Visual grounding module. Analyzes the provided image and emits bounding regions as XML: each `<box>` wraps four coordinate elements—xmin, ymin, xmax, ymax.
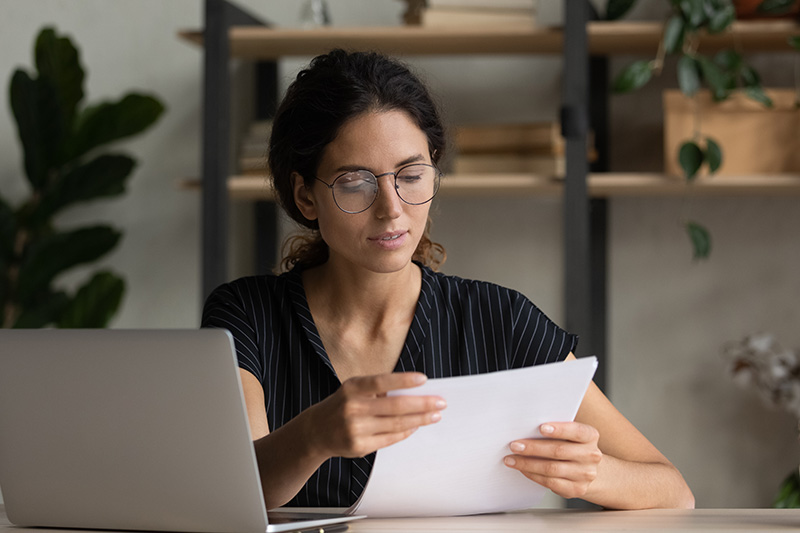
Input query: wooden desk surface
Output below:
<box><xmin>2</xmin><ymin>505</ymin><xmax>800</xmax><ymax>532</ymax></box>
<box><xmin>350</xmin><ymin>508</ymin><xmax>800</xmax><ymax>531</ymax></box>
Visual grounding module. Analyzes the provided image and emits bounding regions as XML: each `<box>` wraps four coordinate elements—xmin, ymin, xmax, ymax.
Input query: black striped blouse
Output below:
<box><xmin>201</xmin><ymin>263</ymin><xmax>578</xmax><ymax>507</ymax></box>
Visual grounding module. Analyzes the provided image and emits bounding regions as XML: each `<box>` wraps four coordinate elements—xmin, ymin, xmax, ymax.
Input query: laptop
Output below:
<box><xmin>0</xmin><ymin>329</ymin><xmax>363</xmax><ymax>533</ymax></box>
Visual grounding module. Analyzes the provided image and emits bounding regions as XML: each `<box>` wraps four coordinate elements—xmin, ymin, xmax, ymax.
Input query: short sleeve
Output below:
<box><xmin>509</xmin><ymin>292</ymin><xmax>578</xmax><ymax>367</ymax></box>
<box><xmin>201</xmin><ymin>282</ymin><xmax>264</xmax><ymax>383</ymax></box>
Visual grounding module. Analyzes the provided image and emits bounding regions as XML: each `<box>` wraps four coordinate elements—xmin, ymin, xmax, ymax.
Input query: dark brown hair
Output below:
<box><xmin>268</xmin><ymin>49</ymin><xmax>447</xmax><ymax>272</ymax></box>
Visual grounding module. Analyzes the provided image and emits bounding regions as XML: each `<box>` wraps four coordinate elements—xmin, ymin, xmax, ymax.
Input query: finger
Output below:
<box><xmin>370</xmin><ymin>411</ymin><xmax>443</xmax><ymax>435</ymax></box>
<box><xmin>509</xmin><ymin>439</ymin><xmax>602</xmax><ymax>464</ymax></box>
<box><xmin>503</xmin><ymin>455</ymin><xmax>598</xmax><ymax>483</ymax></box>
<box><xmin>369</xmin><ymin>395</ymin><xmax>447</xmax><ymax>416</ymax></box>
<box><xmin>362</xmin><ymin>427</ymin><xmax>420</xmax><ymax>454</ymax></box>
<box><xmin>345</xmin><ymin>372</ymin><xmax>428</xmax><ymax>396</ymax></box>
<box><xmin>516</xmin><ymin>472</ymin><xmax>592</xmax><ymax>500</ymax></box>
<box><xmin>538</xmin><ymin>422</ymin><xmax>599</xmax><ymax>444</ymax></box>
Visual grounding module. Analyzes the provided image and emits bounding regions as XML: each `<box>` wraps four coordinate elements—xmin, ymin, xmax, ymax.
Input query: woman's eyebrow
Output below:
<box><xmin>334</xmin><ymin>154</ymin><xmax>426</xmax><ymax>174</ymax></box>
<box><xmin>396</xmin><ymin>153</ymin><xmax>425</xmax><ymax>167</ymax></box>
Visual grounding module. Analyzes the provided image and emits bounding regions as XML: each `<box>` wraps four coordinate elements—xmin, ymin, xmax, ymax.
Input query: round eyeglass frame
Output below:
<box><xmin>312</xmin><ymin>163</ymin><xmax>443</xmax><ymax>214</ymax></box>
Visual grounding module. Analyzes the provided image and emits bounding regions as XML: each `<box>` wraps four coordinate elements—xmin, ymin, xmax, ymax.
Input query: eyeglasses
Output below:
<box><xmin>313</xmin><ymin>163</ymin><xmax>442</xmax><ymax>214</ymax></box>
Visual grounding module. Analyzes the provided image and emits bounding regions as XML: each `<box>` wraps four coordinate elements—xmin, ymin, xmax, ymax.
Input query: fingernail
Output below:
<box><xmin>413</xmin><ymin>374</ymin><xmax>427</xmax><ymax>384</ymax></box>
<box><xmin>504</xmin><ymin>457</ymin><xmax>516</xmax><ymax>467</ymax></box>
<box><xmin>435</xmin><ymin>400</ymin><xmax>447</xmax><ymax>409</ymax></box>
<box><xmin>541</xmin><ymin>424</ymin><xmax>555</xmax><ymax>434</ymax></box>
<box><xmin>510</xmin><ymin>442</ymin><xmax>525</xmax><ymax>452</ymax></box>
<box><xmin>430</xmin><ymin>412</ymin><xmax>441</xmax><ymax>422</ymax></box>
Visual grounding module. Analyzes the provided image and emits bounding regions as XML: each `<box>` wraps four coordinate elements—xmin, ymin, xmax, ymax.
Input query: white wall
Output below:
<box><xmin>1</xmin><ymin>0</ymin><xmax>798</xmax><ymax>509</ymax></box>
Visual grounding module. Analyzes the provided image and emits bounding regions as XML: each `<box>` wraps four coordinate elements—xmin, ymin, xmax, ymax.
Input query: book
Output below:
<box><xmin>421</xmin><ymin>7</ymin><xmax>537</xmax><ymax>27</ymax></box>
<box><xmin>427</xmin><ymin>0</ymin><xmax>538</xmax><ymax>10</ymax></box>
<box><xmin>452</xmin><ymin>153</ymin><xmax>565</xmax><ymax>175</ymax></box>
<box><xmin>238</xmin><ymin>120</ymin><xmax>271</xmax><ymax>173</ymax></box>
<box><xmin>454</xmin><ymin>122</ymin><xmax>561</xmax><ymax>154</ymax></box>
<box><xmin>239</xmin><ymin>156</ymin><xmax>268</xmax><ymax>175</ymax></box>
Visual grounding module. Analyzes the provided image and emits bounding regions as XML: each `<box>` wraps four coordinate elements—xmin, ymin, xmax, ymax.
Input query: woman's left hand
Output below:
<box><xmin>503</xmin><ymin>422</ymin><xmax>603</xmax><ymax>500</ymax></box>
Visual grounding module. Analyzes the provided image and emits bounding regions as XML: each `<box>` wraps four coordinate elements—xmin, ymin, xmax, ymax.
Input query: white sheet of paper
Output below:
<box><xmin>348</xmin><ymin>356</ymin><xmax>598</xmax><ymax>517</ymax></box>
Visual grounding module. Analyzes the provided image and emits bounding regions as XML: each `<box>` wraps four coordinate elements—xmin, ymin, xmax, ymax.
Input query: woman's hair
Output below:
<box><xmin>268</xmin><ymin>49</ymin><xmax>447</xmax><ymax>272</ymax></box>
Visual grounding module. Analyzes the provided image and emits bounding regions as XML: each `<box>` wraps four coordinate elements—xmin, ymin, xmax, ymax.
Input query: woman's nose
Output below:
<box><xmin>373</xmin><ymin>174</ymin><xmax>403</xmax><ymax>219</ymax></box>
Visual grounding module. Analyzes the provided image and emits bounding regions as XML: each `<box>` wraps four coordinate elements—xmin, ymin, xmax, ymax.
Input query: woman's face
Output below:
<box><xmin>294</xmin><ymin>109</ymin><xmax>433</xmax><ymax>275</ymax></box>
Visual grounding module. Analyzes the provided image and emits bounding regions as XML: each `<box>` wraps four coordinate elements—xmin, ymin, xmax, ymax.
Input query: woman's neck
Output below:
<box><xmin>301</xmin><ymin>258</ymin><xmax>422</xmax><ymax>332</ymax></box>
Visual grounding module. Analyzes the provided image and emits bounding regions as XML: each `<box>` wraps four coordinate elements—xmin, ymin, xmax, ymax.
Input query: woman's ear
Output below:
<box><xmin>292</xmin><ymin>172</ymin><xmax>318</xmax><ymax>221</ymax></box>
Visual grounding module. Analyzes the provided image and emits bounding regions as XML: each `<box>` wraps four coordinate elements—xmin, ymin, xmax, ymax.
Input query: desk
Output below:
<box><xmin>3</xmin><ymin>505</ymin><xmax>800</xmax><ymax>532</ymax></box>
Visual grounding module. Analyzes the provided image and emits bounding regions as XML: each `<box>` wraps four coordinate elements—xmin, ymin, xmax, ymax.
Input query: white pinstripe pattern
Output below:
<box><xmin>201</xmin><ymin>263</ymin><xmax>578</xmax><ymax>507</ymax></box>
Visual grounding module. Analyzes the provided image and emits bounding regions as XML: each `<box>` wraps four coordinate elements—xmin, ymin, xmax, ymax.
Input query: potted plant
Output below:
<box><xmin>0</xmin><ymin>27</ymin><xmax>164</xmax><ymax>328</ymax></box>
<box><xmin>608</xmin><ymin>0</ymin><xmax>783</xmax><ymax>259</ymax></box>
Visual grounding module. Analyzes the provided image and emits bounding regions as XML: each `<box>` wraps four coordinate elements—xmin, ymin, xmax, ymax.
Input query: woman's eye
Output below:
<box><xmin>336</xmin><ymin>174</ymin><xmax>376</xmax><ymax>192</ymax></box>
<box><xmin>398</xmin><ymin>174</ymin><xmax>422</xmax><ymax>184</ymax></box>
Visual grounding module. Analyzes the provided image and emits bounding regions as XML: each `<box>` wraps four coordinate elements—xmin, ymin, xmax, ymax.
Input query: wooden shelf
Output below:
<box><xmin>180</xmin><ymin>173</ymin><xmax>800</xmax><ymax>200</ymax></box>
<box><xmin>588</xmin><ymin>20</ymin><xmax>800</xmax><ymax>55</ymax></box>
<box><xmin>178</xmin><ymin>20</ymin><xmax>800</xmax><ymax>58</ymax></box>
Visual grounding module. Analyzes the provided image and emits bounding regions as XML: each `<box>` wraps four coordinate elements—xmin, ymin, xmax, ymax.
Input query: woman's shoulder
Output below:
<box><xmin>202</xmin><ymin>270</ymin><xmax>305</xmax><ymax>319</ymax></box>
<box><xmin>420</xmin><ymin>264</ymin><xmax>526</xmax><ymax>301</ymax></box>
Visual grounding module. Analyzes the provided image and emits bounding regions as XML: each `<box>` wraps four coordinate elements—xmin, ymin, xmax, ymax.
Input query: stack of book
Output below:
<box><xmin>238</xmin><ymin>120</ymin><xmax>271</xmax><ymax>176</ymax></box>
<box><xmin>418</xmin><ymin>0</ymin><xmax>538</xmax><ymax>28</ymax></box>
<box><xmin>452</xmin><ymin>122</ymin><xmax>595</xmax><ymax>176</ymax></box>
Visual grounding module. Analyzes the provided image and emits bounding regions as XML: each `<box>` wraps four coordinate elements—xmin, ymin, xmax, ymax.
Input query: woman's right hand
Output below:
<box><xmin>304</xmin><ymin>372</ymin><xmax>446</xmax><ymax>459</ymax></box>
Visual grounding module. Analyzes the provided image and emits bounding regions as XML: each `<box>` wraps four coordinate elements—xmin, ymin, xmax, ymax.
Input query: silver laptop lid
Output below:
<box><xmin>0</xmin><ymin>329</ymin><xmax>269</xmax><ymax>533</ymax></box>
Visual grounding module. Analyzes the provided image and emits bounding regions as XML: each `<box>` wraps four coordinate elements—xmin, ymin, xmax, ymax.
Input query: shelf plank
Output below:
<box><xmin>588</xmin><ymin>173</ymin><xmax>800</xmax><ymax>196</ymax></box>
<box><xmin>589</xmin><ymin>20</ymin><xmax>800</xmax><ymax>55</ymax></box>
<box><xmin>178</xmin><ymin>21</ymin><xmax>800</xmax><ymax>59</ymax></box>
<box><xmin>179</xmin><ymin>173</ymin><xmax>800</xmax><ymax>200</ymax></box>
<box><xmin>178</xmin><ymin>25</ymin><xmax>564</xmax><ymax>57</ymax></box>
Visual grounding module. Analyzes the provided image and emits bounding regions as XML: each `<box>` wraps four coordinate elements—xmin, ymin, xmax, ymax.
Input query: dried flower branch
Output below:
<box><xmin>723</xmin><ymin>334</ymin><xmax>800</xmax><ymax>420</ymax></box>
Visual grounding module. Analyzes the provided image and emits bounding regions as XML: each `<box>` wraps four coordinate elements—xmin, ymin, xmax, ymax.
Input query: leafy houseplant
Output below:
<box><xmin>0</xmin><ymin>27</ymin><xmax>164</xmax><ymax>328</ymax></box>
<box><xmin>608</xmin><ymin>0</ymin><xmax>779</xmax><ymax>259</ymax></box>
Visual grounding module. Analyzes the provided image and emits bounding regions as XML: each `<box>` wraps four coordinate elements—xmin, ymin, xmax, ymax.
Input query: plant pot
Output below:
<box><xmin>663</xmin><ymin>89</ymin><xmax>800</xmax><ymax>177</ymax></box>
<box><xmin>734</xmin><ymin>0</ymin><xmax>800</xmax><ymax>19</ymax></box>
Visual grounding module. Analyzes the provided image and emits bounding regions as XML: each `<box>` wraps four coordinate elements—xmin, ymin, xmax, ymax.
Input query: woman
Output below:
<box><xmin>202</xmin><ymin>49</ymin><xmax>694</xmax><ymax>511</ymax></box>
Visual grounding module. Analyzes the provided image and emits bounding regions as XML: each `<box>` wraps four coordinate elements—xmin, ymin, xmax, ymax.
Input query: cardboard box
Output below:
<box><xmin>664</xmin><ymin>89</ymin><xmax>800</xmax><ymax>176</ymax></box>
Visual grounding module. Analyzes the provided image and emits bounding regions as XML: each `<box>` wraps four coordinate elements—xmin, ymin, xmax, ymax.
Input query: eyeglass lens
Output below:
<box><xmin>331</xmin><ymin>164</ymin><xmax>440</xmax><ymax>213</ymax></box>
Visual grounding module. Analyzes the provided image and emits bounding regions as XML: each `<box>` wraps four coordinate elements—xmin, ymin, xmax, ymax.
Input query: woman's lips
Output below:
<box><xmin>369</xmin><ymin>230</ymin><xmax>408</xmax><ymax>250</ymax></box>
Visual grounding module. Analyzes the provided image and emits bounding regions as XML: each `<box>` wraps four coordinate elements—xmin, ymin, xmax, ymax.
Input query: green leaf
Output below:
<box><xmin>739</xmin><ymin>65</ymin><xmax>761</xmax><ymax>87</ymax></box>
<box><xmin>15</xmin><ymin>225</ymin><xmax>121</xmax><ymax>305</ymax></box>
<box><xmin>606</xmin><ymin>0</ymin><xmax>638</xmax><ymax>20</ymax></box>
<box><xmin>68</xmin><ymin>93</ymin><xmax>165</xmax><ymax>161</ymax></box>
<box><xmin>11</xmin><ymin>289</ymin><xmax>70</xmax><ymax>328</ymax></box>
<box><xmin>9</xmin><ymin>70</ymin><xmax>63</xmax><ymax>190</ymax></box>
<box><xmin>679</xmin><ymin>141</ymin><xmax>704</xmax><ymax>181</ymax></box>
<box><xmin>0</xmin><ymin>275</ymin><xmax>7</xmax><ymax>319</ymax></box>
<box><xmin>677</xmin><ymin>55</ymin><xmax>702</xmax><ymax>96</ymax></box>
<box><xmin>774</xmin><ymin>469</ymin><xmax>800</xmax><ymax>508</ymax></box>
<box><xmin>58</xmin><ymin>271</ymin><xmax>125</xmax><ymax>328</ymax></box>
<box><xmin>0</xmin><ymin>195</ymin><xmax>15</xmax><ymax>261</ymax></box>
<box><xmin>34</xmin><ymin>27</ymin><xmax>84</xmax><ymax>141</ymax></box>
<box><xmin>612</xmin><ymin>60</ymin><xmax>653</xmax><ymax>93</ymax></box>
<box><xmin>698</xmin><ymin>56</ymin><xmax>731</xmax><ymax>101</ymax></box>
<box><xmin>686</xmin><ymin>221</ymin><xmax>712</xmax><ymax>260</ymax></box>
<box><xmin>714</xmin><ymin>49</ymin><xmax>742</xmax><ymax>71</ymax></box>
<box><xmin>758</xmin><ymin>0</ymin><xmax>797</xmax><ymax>14</ymax></box>
<box><xmin>705</xmin><ymin>137</ymin><xmax>723</xmax><ymax>173</ymax></box>
<box><xmin>663</xmin><ymin>15</ymin><xmax>686</xmax><ymax>54</ymax></box>
<box><xmin>744</xmin><ymin>85</ymin><xmax>774</xmax><ymax>107</ymax></box>
<box><xmin>31</xmin><ymin>154</ymin><xmax>135</xmax><ymax>225</ymax></box>
<box><xmin>708</xmin><ymin>4</ymin><xmax>736</xmax><ymax>33</ymax></box>
<box><xmin>679</xmin><ymin>0</ymin><xmax>707</xmax><ymax>28</ymax></box>
<box><xmin>789</xmin><ymin>35</ymin><xmax>800</xmax><ymax>50</ymax></box>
